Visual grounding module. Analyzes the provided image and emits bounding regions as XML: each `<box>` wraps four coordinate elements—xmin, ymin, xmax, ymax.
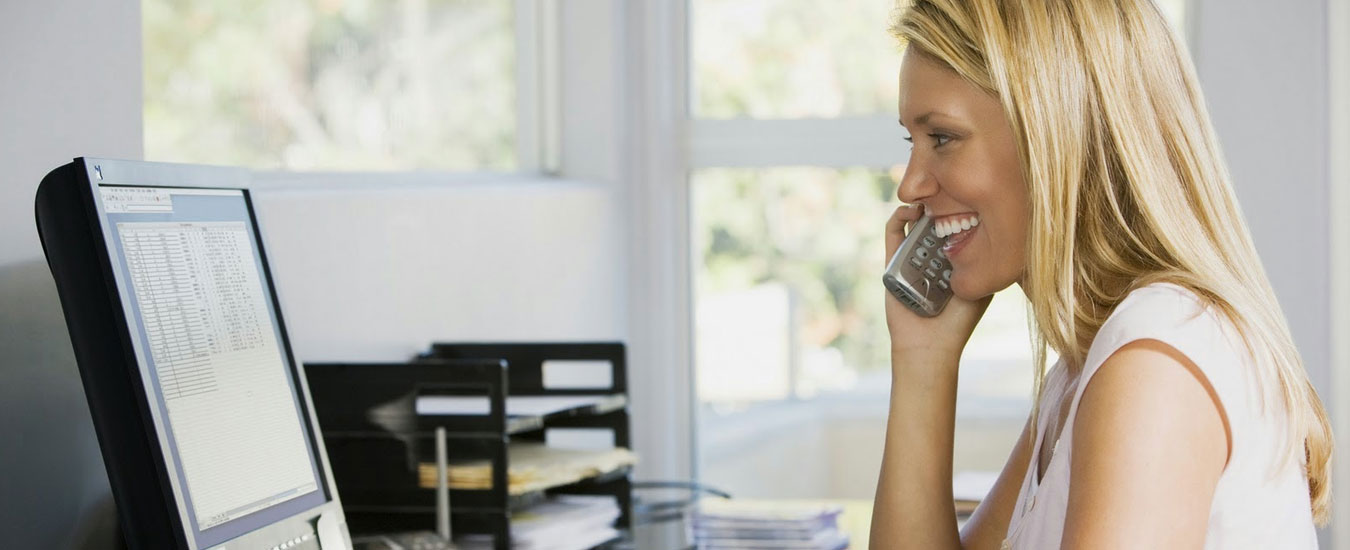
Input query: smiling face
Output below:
<box><xmin>896</xmin><ymin>49</ymin><xmax>1029</xmax><ymax>299</ymax></box>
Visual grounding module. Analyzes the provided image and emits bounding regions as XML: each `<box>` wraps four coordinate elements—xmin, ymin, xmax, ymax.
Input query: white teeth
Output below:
<box><xmin>935</xmin><ymin>216</ymin><xmax>979</xmax><ymax>239</ymax></box>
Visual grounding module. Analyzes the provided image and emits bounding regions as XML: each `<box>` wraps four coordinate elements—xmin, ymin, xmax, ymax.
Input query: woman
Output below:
<box><xmin>871</xmin><ymin>0</ymin><xmax>1332</xmax><ymax>548</ymax></box>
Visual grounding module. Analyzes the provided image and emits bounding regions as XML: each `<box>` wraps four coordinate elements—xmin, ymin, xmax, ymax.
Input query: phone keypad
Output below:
<box><xmin>910</xmin><ymin>223</ymin><xmax>952</xmax><ymax>289</ymax></box>
<box><xmin>884</xmin><ymin>216</ymin><xmax>956</xmax><ymax>317</ymax></box>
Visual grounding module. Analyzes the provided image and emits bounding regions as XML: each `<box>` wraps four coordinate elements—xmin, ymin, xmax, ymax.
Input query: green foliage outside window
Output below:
<box><xmin>143</xmin><ymin>0</ymin><xmax>516</xmax><ymax>171</ymax></box>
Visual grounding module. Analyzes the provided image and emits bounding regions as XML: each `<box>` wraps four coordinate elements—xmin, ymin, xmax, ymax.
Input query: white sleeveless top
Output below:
<box><xmin>1002</xmin><ymin>283</ymin><xmax>1318</xmax><ymax>549</ymax></box>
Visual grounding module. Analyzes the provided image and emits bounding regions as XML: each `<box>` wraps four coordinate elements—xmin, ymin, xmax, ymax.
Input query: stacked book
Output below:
<box><xmin>457</xmin><ymin>495</ymin><xmax>621</xmax><ymax>550</ymax></box>
<box><xmin>691</xmin><ymin>500</ymin><xmax>849</xmax><ymax>550</ymax></box>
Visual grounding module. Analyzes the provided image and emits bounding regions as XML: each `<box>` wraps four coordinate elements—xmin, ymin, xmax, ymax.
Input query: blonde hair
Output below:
<box><xmin>892</xmin><ymin>0</ymin><xmax>1332</xmax><ymax>524</ymax></box>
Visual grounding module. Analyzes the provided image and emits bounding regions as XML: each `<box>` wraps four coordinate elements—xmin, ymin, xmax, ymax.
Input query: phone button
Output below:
<box><xmin>910</xmin><ymin>257</ymin><xmax>924</xmax><ymax>269</ymax></box>
<box><xmin>924</xmin><ymin>268</ymin><xmax>939</xmax><ymax>279</ymax></box>
<box><xmin>939</xmin><ymin>279</ymin><xmax>950</xmax><ymax>290</ymax></box>
<box><xmin>922</xmin><ymin>236</ymin><xmax>937</xmax><ymax>248</ymax></box>
<box><xmin>929</xmin><ymin>259</ymin><xmax>944</xmax><ymax>271</ymax></box>
<box><xmin>915</xmin><ymin>247</ymin><xmax>930</xmax><ymax>260</ymax></box>
<box><xmin>943</xmin><ymin>269</ymin><xmax>952</xmax><ymax>280</ymax></box>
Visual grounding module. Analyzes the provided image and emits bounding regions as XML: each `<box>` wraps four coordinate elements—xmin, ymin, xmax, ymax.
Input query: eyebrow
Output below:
<box><xmin>897</xmin><ymin>111</ymin><xmax>949</xmax><ymax>128</ymax></box>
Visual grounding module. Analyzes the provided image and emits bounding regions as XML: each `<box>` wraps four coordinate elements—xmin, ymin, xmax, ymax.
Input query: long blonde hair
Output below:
<box><xmin>892</xmin><ymin>0</ymin><xmax>1332</xmax><ymax>524</ymax></box>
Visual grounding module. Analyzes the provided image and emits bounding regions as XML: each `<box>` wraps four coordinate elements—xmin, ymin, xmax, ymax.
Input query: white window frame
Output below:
<box><xmin>1330</xmin><ymin>0</ymin><xmax>1350</xmax><ymax>544</ymax></box>
<box><xmin>691</xmin><ymin>117</ymin><xmax>908</xmax><ymax>169</ymax></box>
<box><xmin>515</xmin><ymin>0</ymin><xmax>563</xmax><ymax>175</ymax></box>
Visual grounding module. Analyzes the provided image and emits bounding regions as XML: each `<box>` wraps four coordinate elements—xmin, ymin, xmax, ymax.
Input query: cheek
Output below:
<box><xmin>960</xmin><ymin>192</ymin><xmax>1028</xmax><ymax>297</ymax></box>
<box><xmin>936</xmin><ymin>150</ymin><xmax>1003</xmax><ymax>206</ymax></box>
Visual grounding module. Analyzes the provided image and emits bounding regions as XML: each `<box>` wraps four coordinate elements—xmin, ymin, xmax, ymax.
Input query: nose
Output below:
<box><xmin>896</xmin><ymin>156</ymin><xmax>938</xmax><ymax>204</ymax></box>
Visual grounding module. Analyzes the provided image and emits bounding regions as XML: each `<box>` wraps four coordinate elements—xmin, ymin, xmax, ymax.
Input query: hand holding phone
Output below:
<box><xmin>882</xmin><ymin>213</ymin><xmax>954</xmax><ymax>317</ymax></box>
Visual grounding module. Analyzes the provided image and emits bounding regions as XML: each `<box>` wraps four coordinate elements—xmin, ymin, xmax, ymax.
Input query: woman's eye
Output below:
<box><xmin>930</xmin><ymin>133</ymin><xmax>952</xmax><ymax>147</ymax></box>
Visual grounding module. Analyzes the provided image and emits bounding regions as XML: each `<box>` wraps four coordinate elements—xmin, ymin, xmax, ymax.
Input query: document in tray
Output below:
<box><xmin>417</xmin><ymin>443</ymin><xmax>637</xmax><ymax>494</ymax></box>
<box><xmin>415</xmin><ymin>395</ymin><xmax>621</xmax><ymax>417</ymax></box>
<box><xmin>455</xmin><ymin>495</ymin><xmax>620</xmax><ymax>550</ymax></box>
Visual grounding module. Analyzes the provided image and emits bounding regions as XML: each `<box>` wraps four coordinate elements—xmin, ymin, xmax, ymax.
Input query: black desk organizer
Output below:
<box><xmin>305</xmin><ymin>342</ymin><xmax>632</xmax><ymax>550</ymax></box>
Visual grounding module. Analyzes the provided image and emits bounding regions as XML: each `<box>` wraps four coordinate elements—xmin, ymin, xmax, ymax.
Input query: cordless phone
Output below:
<box><xmin>882</xmin><ymin>214</ymin><xmax>954</xmax><ymax>317</ymax></box>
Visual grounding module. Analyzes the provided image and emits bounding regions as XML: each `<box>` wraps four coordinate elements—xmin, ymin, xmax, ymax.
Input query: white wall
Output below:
<box><xmin>0</xmin><ymin>0</ymin><xmax>145</xmax><ymax>264</ymax></box>
<box><xmin>1194</xmin><ymin>0</ymin><xmax>1332</xmax><ymax>393</ymax></box>
<box><xmin>249</xmin><ymin>175</ymin><xmax>624</xmax><ymax>361</ymax></box>
<box><xmin>1191</xmin><ymin>2</ymin><xmax>1334</xmax><ymax>541</ymax></box>
<box><xmin>0</xmin><ymin>1</ymin><xmax>142</xmax><ymax>548</ymax></box>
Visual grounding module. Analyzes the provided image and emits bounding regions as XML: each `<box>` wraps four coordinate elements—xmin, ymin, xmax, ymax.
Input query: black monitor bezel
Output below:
<box><xmin>41</xmin><ymin>157</ymin><xmax>345</xmax><ymax>549</ymax></box>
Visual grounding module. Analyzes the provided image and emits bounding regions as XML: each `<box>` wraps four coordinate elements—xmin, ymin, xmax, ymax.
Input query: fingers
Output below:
<box><xmin>887</xmin><ymin>203</ymin><xmax>924</xmax><ymax>231</ymax></box>
<box><xmin>885</xmin><ymin>204</ymin><xmax>924</xmax><ymax>260</ymax></box>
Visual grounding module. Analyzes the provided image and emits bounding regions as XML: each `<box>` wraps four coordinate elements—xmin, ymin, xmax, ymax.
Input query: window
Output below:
<box><xmin>143</xmin><ymin>0</ymin><xmax>518</xmax><ymax>171</ymax></box>
<box><xmin>689</xmin><ymin>0</ymin><xmax>1190</xmax><ymax>542</ymax></box>
<box><xmin>691</xmin><ymin>0</ymin><xmax>900</xmax><ymax>119</ymax></box>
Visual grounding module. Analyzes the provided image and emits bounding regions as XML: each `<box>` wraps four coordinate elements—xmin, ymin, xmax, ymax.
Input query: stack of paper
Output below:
<box><xmin>691</xmin><ymin>500</ymin><xmax>849</xmax><ymax>550</ymax></box>
<box><xmin>416</xmin><ymin>395</ymin><xmax>625</xmax><ymax>417</ymax></box>
<box><xmin>457</xmin><ymin>495</ymin><xmax>621</xmax><ymax>550</ymax></box>
<box><xmin>417</xmin><ymin>443</ymin><xmax>637</xmax><ymax>494</ymax></box>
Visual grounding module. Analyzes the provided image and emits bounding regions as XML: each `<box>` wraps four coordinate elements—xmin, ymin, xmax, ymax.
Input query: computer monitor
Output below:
<box><xmin>36</xmin><ymin>158</ymin><xmax>351</xmax><ymax>550</ymax></box>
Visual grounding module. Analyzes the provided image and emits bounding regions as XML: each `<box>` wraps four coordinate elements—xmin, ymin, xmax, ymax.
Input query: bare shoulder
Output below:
<box><xmin>1060</xmin><ymin>339</ymin><xmax>1229</xmax><ymax>549</ymax></box>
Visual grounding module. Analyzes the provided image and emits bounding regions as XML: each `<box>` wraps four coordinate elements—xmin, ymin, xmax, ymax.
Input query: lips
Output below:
<box><xmin>943</xmin><ymin>224</ymin><xmax>977</xmax><ymax>249</ymax></box>
<box><xmin>936</xmin><ymin>214</ymin><xmax>979</xmax><ymax>258</ymax></box>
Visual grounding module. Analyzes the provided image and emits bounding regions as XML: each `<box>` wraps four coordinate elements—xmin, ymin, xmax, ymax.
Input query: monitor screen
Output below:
<box><xmin>94</xmin><ymin>184</ymin><xmax>329</xmax><ymax>548</ymax></box>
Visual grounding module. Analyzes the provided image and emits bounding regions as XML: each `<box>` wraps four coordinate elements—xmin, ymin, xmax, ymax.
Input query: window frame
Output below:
<box><xmin>1330</xmin><ymin>0</ymin><xmax>1350</xmax><ymax>543</ymax></box>
<box><xmin>672</xmin><ymin>0</ymin><xmax>1197</xmax><ymax>491</ymax></box>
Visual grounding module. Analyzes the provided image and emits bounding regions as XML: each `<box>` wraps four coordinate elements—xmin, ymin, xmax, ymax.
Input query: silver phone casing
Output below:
<box><xmin>882</xmin><ymin>214</ymin><xmax>953</xmax><ymax>317</ymax></box>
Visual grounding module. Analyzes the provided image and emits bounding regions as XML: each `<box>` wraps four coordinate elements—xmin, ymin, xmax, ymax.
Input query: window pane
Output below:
<box><xmin>693</xmin><ymin>166</ymin><xmax>1036</xmax><ymax>505</ymax></box>
<box><xmin>694</xmin><ymin>167</ymin><xmax>895</xmax><ymax>398</ymax></box>
<box><xmin>690</xmin><ymin>0</ymin><xmax>1187</xmax><ymax>121</ymax></box>
<box><xmin>144</xmin><ymin>0</ymin><xmax>516</xmax><ymax>171</ymax></box>
<box><xmin>690</xmin><ymin>0</ymin><xmax>902</xmax><ymax>119</ymax></box>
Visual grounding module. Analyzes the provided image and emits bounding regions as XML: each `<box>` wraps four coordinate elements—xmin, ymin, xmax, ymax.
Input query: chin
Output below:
<box><xmin>950</xmin><ymin>273</ymin><xmax>1012</xmax><ymax>301</ymax></box>
<box><xmin>949</xmin><ymin>276</ymin><xmax>982</xmax><ymax>301</ymax></box>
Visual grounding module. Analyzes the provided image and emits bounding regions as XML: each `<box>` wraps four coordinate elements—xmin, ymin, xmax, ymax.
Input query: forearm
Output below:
<box><xmin>870</xmin><ymin>348</ymin><xmax>962</xmax><ymax>549</ymax></box>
